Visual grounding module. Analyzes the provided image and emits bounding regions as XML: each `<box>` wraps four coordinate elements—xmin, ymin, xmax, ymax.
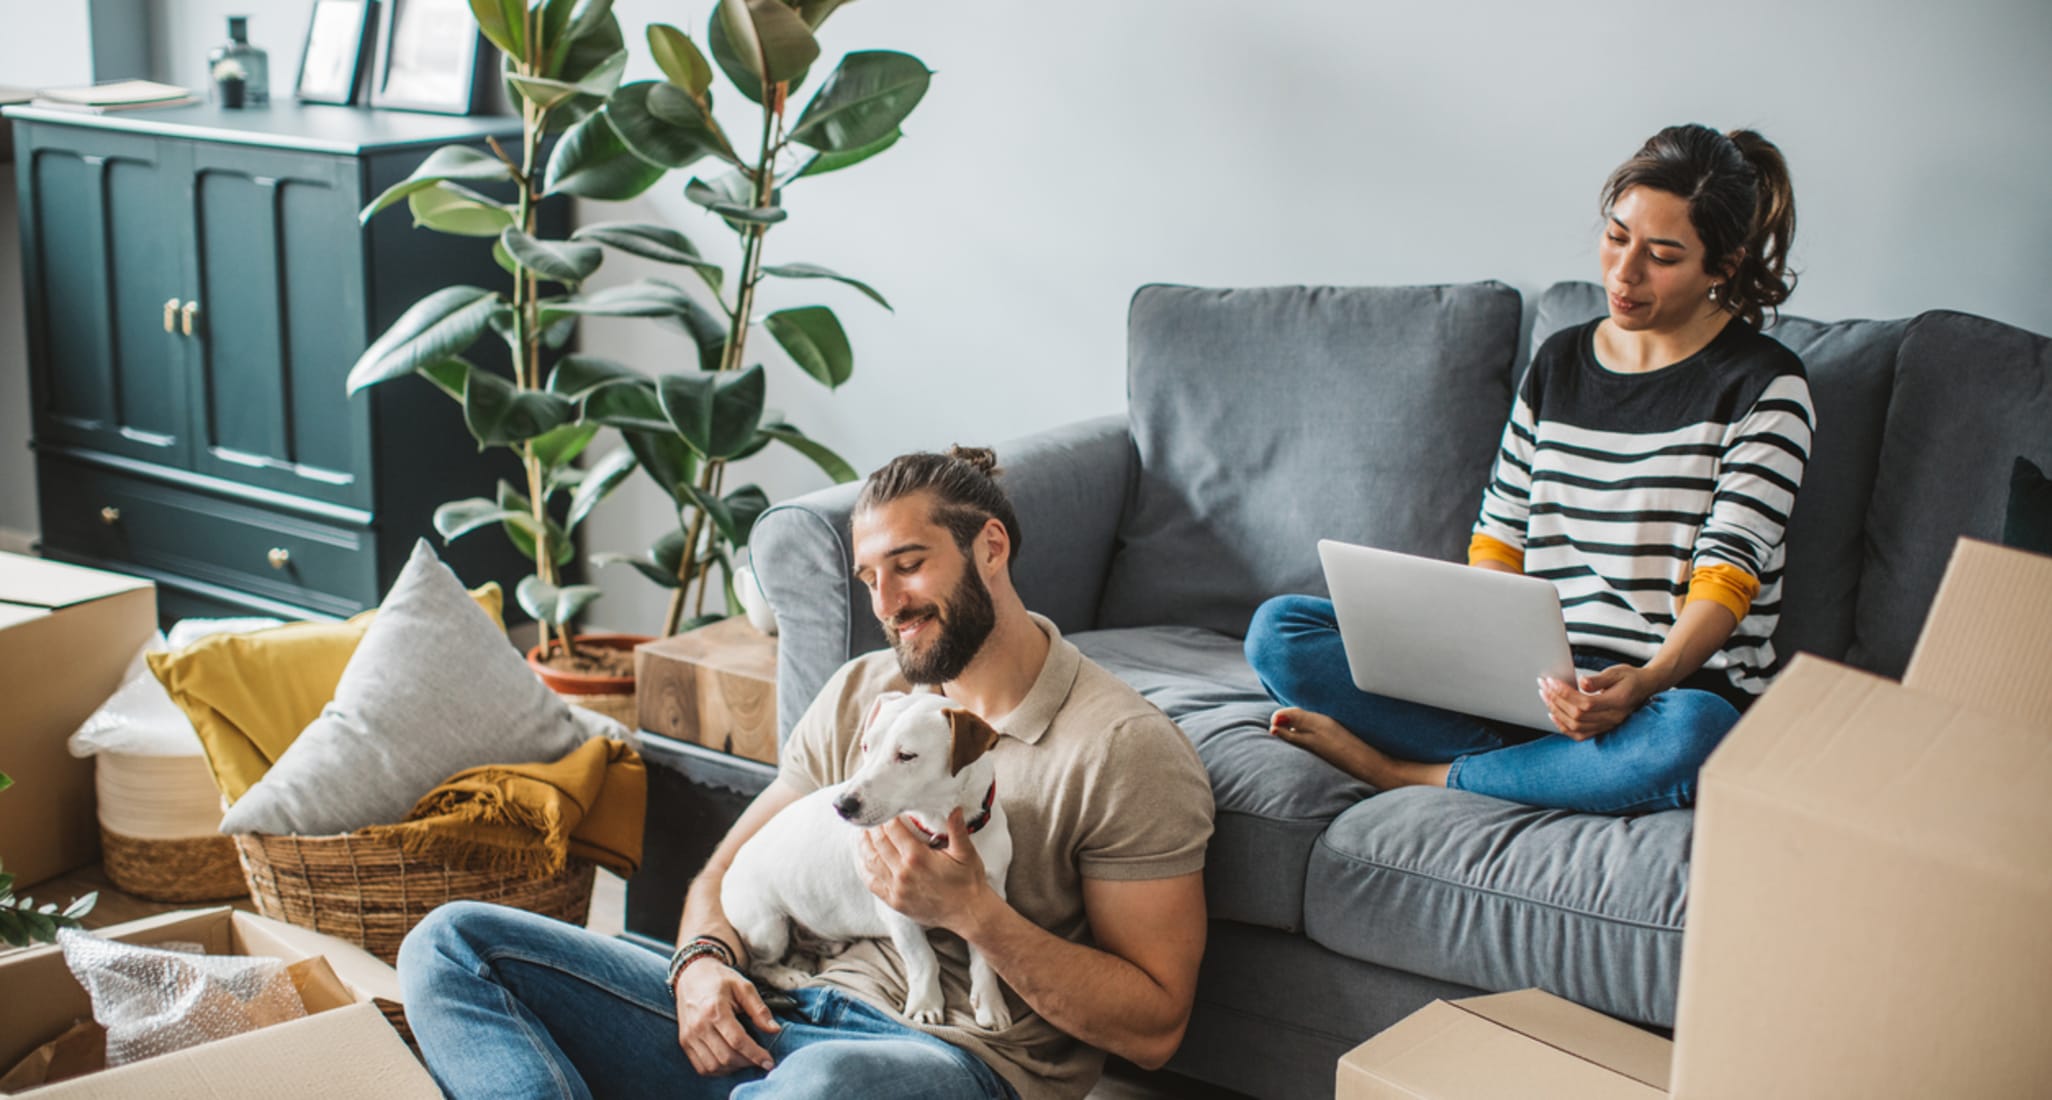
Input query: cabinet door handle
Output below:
<box><xmin>267</xmin><ymin>547</ymin><xmax>291</xmax><ymax>570</ymax></box>
<box><xmin>100</xmin><ymin>506</ymin><xmax>121</xmax><ymax>526</ymax></box>
<box><xmin>181</xmin><ymin>300</ymin><xmax>201</xmax><ymax>337</ymax></box>
<box><xmin>163</xmin><ymin>299</ymin><xmax>181</xmax><ymax>333</ymax></box>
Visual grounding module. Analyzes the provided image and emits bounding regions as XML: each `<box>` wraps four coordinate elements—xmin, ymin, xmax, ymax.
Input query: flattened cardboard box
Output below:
<box><xmin>1338</xmin><ymin>989</ymin><xmax>1671</xmax><ymax>1099</ymax></box>
<box><xmin>1671</xmin><ymin>539</ymin><xmax>2052</xmax><ymax>1098</ymax></box>
<box><xmin>0</xmin><ymin>553</ymin><xmax>157</xmax><ymax>887</ymax></box>
<box><xmin>0</xmin><ymin>907</ymin><xmax>435</xmax><ymax>1098</ymax></box>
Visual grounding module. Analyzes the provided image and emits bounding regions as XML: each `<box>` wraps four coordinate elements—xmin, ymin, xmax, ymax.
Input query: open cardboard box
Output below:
<box><xmin>0</xmin><ymin>554</ymin><xmax>157</xmax><ymax>887</ymax></box>
<box><xmin>1340</xmin><ymin>538</ymin><xmax>2052</xmax><ymax>1098</ymax></box>
<box><xmin>0</xmin><ymin>907</ymin><xmax>437</xmax><ymax>1098</ymax></box>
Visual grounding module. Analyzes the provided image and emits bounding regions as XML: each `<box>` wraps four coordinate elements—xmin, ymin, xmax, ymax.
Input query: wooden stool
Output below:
<box><xmin>634</xmin><ymin>618</ymin><xmax>778</xmax><ymax>764</ymax></box>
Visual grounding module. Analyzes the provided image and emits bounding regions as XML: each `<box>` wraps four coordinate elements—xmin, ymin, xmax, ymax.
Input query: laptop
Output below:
<box><xmin>1317</xmin><ymin>539</ymin><xmax>1577</xmax><ymax>732</ymax></box>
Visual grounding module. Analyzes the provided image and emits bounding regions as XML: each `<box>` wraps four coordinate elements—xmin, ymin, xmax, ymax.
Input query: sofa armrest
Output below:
<box><xmin>751</xmin><ymin>414</ymin><xmax>1134</xmax><ymax>738</ymax></box>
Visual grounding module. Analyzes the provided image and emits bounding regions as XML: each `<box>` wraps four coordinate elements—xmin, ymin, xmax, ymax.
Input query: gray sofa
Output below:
<box><xmin>747</xmin><ymin>280</ymin><xmax>2052</xmax><ymax>1099</ymax></box>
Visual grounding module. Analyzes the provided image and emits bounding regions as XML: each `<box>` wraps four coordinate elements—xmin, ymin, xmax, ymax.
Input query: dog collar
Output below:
<box><xmin>908</xmin><ymin>781</ymin><xmax>996</xmax><ymax>850</ymax></box>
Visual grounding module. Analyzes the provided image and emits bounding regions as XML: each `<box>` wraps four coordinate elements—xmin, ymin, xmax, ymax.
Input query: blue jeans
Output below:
<box><xmin>397</xmin><ymin>902</ymin><xmax>1016</xmax><ymax>1100</ymax></box>
<box><xmin>1243</xmin><ymin>594</ymin><xmax>1741</xmax><ymax>814</ymax></box>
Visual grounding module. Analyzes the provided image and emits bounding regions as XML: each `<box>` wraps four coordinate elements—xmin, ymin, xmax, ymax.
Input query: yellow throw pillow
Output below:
<box><xmin>149</xmin><ymin>584</ymin><xmax>503</xmax><ymax>803</ymax></box>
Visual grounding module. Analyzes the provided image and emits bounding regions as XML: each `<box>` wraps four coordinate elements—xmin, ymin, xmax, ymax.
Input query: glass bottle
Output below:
<box><xmin>207</xmin><ymin>16</ymin><xmax>270</xmax><ymax>107</ymax></box>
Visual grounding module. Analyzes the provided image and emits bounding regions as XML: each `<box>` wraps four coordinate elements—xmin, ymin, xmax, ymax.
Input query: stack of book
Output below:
<box><xmin>30</xmin><ymin>80</ymin><xmax>195</xmax><ymax>114</ymax></box>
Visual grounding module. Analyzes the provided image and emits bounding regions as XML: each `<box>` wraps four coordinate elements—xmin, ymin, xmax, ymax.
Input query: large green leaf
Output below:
<box><xmin>570</xmin><ymin>222</ymin><xmax>725</xmax><ymax>291</ymax></box>
<box><xmin>510</xmin><ymin>48</ymin><xmax>624</xmax><ymax>107</ymax></box>
<box><xmin>760</xmin><ymin>262</ymin><xmax>890</xmax><ymax>310</ymax></box>
<box><xmin>685</xmin><ymin>174</ymin><xmax>785</xmax><ymax>226</ymax></box>
<box><xmin>500</xmin><ymin>227</ymin><xmax>604</xmax><ymax>284</ymax></box>
<box><xmin>657</xmin><ymin>364</ymin><xmax>766</xmax><ymax>459</ymax></box>
<box><xmin>622</xmin><ymin>429</ymin><xmax>698</xmax><ymax>504</ymax></box>
<box><xmin>362</xmin><ymin>146</ymin><xmax>512</xmax><ymax>223</ymax></box>
<box><xmin>530</xmin><ymin>421</ymin><xmax>600</xmax><ymax>468</ymax></box>
<box><xmin>540</xmin><ymin>279</ymin><xmax>717</xmax><ymax>329</ymax></box>
<box><xmin>710</xmin><ymin>0</ymin><xmax>819</xmax><ymax>103</ymax></box>
<box><xmin>648</xmin><ymin>24</ymin><xmax>713</xmax><ymax>97</ymax></box>
<box><xmin>435</xmin><ymin>497</ymin><xmax>540</xmax><ymax>542</ymax></box>
<box><xmin>545</xmin><ymin>111</ymin><xmax>664</xmax><ymax>200</ymax></box>
<box><xmin>679</xmin><ymin>483</ymin><xmax>771</xmax><ymax>547</ymax></box>
<box><xmin>518</xmin><ymin>577</ymin><xmax>603</xmax><ymax>627</ymax></box>
<box><xmin>594</xmin><ymin>525</ymin><xmax>691</xmax><ymax>588</ymax></box>
<box><xmin>794</xmin><ymin>127</ymin><xmax>900</xmax><ymax>179</ymax></box>
<box><xmin>545</xmin><ymin>0</ymin><xmax>617</xmax><ymax>77</ymax></box>
<box><xmin>464</xmin><ymin>369</ymin><xmax>576</xmax><ymax>446</ymax></box>
<box><xmin>566</xmin><ymin>444</ymin><xmax>638</xmax><ymax>532</ymax></box>
<box><xmin>758</xmin><ymin>421</ymin><xmax>857</xmax><ymax>482</ymax></box>
<box><xmin>794</xmin><ymin>0</ymin><xmax>852</xmax><ymax>29</ymax></box>
<box><xmin>764</xmin><ymin>306</ymin><xmax>853</xmax><ymax>388</ymax></box>
<box><xmin>582</xmin><ymin>380</ymin><xmax>671</xmax><ymax>433</ymax></box>
<box><xmin>416</xmin><ymin>357</ymin><xmax>473</xmax><ymax>403</ymax></box>
<box><xmin>468</xmin><ymin>0</ymin><xmax>524</xmax><ymax>57</ymax></box>
<box><xmin>593</xmin><ymin>549</ymin><xmax>682</xmax><ymax>588</ymax></box>
<box><xmin>349</xmin><ymin>287</ymin><xmax>500</xmax><ymax>393</ymax></box>
<box><xmin>496</xmin><ymin>482</ymin><xmax>576</xmax><ymax>566</ymax></box>
<box><xmin>408</xmin><ymin>182</ymin><xmax>516</xmax><ymax>237</ymax></box>
<box><xmin>547</xmin><ymin>354</ymin><xmax>641</xmax><ymax>398</ymax></box>
<box><xmin>604</xmin><ymin>81</ymin><xmax>722</xmax><ymax>169</ymax></box>
<box><xmin>789</xmin><ymin>51</ymin><xmax>932</xmax><ymax>153</ymax></box>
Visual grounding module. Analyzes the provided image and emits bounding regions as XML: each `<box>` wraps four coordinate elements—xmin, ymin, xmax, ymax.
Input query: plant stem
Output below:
<box><xmin>513</xmin><ymin>33</ymin><xmax>570</xmax><ymax>660</ymax></box>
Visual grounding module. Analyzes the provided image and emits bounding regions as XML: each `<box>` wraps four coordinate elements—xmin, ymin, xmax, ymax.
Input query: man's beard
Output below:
<box><xmin>889</xmin><ymin>564</ymin><xmax>998</xmax><ymax>685</ymax></box>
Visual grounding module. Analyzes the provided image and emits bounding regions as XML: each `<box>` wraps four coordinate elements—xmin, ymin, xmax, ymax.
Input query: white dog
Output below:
<box><xmin>721</xmin><ymin>691</ymin><xmax>1015</xmax><ymax>1029</ymax></box>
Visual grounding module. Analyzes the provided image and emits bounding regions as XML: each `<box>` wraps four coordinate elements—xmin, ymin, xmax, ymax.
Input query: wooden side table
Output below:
<box><xmin>634</xmin><ymin>617</ymin><xmax>779</xmax><ymax>764</ymax></box>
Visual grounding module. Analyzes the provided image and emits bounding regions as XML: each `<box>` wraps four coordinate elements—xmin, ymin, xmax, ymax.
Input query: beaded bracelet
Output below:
<box><xmin>664</xmin><ymin>935</ymin><xmax>738</xmax><ymax>995</ymax></box>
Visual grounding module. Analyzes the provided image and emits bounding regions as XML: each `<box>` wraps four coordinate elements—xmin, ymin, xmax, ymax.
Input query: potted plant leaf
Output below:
<box><xmin>0</xmin><ymin>772</ymin><xmax>97</xmax><ymax>947</ymax></box>
<box><xmin>581</xmin><ymin>1</ymin><xmax>928</xmax><ymax>634</ymax></box>
<box><xmin>346</xmin><ymin>0</ymin><xmax>671</xmax><ymax>707</ymax></box>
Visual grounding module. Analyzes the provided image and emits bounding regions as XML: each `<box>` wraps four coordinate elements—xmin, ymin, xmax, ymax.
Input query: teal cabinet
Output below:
<box><xmin>8</xmin><ymin>102</ymin><xmax>552</xmax><ymax>621</ymax></box>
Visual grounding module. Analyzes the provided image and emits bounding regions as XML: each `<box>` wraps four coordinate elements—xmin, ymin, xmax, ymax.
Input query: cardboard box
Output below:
<box><xmin>1670</xmin><ymin>539</ymin><xmax>2052</xmax><ymax>1098</ymax></box>
<box><xmin>0</xmin><ymin>906</ymin><xmax>436</xmax><ymax>1098</ymax></box>
<box><xmin>1338</xmin><ymin>989</ymin><xmax>1672</xmax><ymax>1099</ymax></box>
<box><xmin>0</xmin><ymin>554</ymin><xmax>157</xmax><ymax>887</ymax></box>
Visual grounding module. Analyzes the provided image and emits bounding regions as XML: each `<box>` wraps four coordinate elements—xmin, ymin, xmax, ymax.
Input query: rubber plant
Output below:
<box><xmin>581</xmin><ymin>0</ymin><xmax>929</xmax><ymax>635</ymax></box>
<box><xmin>0</xmin><ymin>771</ymin><xmax>97</xmax><ymax>947</ymax></box>
<box><xmin>346</xmin><ymin>0</ymin><xmax>685</xmax><ymax>664</ymax></box>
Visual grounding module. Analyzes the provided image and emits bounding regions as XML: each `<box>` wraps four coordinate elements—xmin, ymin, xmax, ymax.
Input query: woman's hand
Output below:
<box><xmin>1538</xmin><ymin>665</ymin><xmax>1661</xmax><ymax>739</ymax></box>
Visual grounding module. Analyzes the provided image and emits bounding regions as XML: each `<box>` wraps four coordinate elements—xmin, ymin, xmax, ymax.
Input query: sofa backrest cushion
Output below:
<box><xmin>1849</xmin><ymin>310</ymin><xmax>2052</xmax><ymax>676</ymax></box>
<box><xmin>1529</xmin><ymin>282</ymin><xmax>1906</xmax><ymax>669</ymax></box>
<box><xmin>1099</xmin><ymin>283</ymin><xmax>1523</xmax><ymax>637</ymax></box>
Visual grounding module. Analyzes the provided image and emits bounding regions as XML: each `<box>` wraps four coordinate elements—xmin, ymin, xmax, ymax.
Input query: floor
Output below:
<box><xmin>20</xmin><ymin>863</ymin><xmax>1248</xmax><ymax>1099</ymax></box>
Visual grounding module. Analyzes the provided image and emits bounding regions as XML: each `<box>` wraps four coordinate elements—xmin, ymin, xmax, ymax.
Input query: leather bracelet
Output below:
<box><xmin>664</xmin><ymin>937</ymin><xmax>737</xmax><ymax>995</ymax></box>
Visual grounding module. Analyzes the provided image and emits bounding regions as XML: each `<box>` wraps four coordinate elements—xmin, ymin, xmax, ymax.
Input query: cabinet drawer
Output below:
<box><xmin>38</xmin><ymin>457</ymin><xmax>378</xmax><ymax>617</ymax></box>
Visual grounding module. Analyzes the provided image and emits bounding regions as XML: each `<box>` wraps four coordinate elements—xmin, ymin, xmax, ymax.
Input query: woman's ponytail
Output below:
<box><xmin>1723</xmin><ymin>129</ymin><xmax>1797</xmax><ymax>328</ymax></box>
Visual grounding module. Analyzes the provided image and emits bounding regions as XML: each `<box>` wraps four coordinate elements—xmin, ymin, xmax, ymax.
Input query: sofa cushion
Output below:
<box><xmin>1302</xmin><ymin>787</ymin><xmax>1692</xmax><ymax>1027</ymax></box>
<box><xmin>1072</xmin><ymin>626</ymin><xmax>1368</xmax><ymax>932</ymax></box>
<box><xmin>1531</xmin><ymin>281</ymin><xmax>1906</xmax><ymax>668</ymax></box>
<box><xmin>1099</xmin><ymin>282</ymin><xmax>1523</xmax><ymax>637</ymax></box>
<box><xmin>1851</xmin><ymin>311</ymin><xmax>2052</xmax><ymax>675</ymax></box>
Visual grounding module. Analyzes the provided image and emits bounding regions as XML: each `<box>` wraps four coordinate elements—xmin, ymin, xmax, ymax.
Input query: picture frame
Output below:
<box><xmin>294</xmin><ymin>0</ymin><xmax>378</xmax><ymax>106</ymax></box>
<box><xmin>369</xmin><ymin>0</ymin><xmax>486</xmax><ymax>115</ymax></box>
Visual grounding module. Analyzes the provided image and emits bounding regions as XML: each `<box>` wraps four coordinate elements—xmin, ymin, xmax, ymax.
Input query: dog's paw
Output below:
<box><xmin>903</xmin><ymin>989</ymin><xmax>946</xmax><ymax>1025</ymax></box>
<box><xmin>972</xmin><ymin>996</ymin><xmax>1012</xmax><ymax>1031</ymax></box>
<box><xmin>757</xmin><ymin>964</ymin><xmax>812</xmax><ymax>992</ymax></box>
<box><xmin>814</xmin><ymin>940</ymin><xmax>851</xmax><ymax>958</ymax></box>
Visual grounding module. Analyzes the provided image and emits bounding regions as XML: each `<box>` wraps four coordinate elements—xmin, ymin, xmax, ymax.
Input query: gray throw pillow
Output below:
<box><xmin>218</xmin><ymin>539</ymin><xmax>622</xmax><ymax>836</ymax></box>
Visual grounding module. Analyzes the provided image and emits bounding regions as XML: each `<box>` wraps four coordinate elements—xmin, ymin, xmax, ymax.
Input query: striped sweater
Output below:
<box><xmin>1471</xmin><ymin>319</ymin><xmax>1814</xmax><ymax>699</ymax></box>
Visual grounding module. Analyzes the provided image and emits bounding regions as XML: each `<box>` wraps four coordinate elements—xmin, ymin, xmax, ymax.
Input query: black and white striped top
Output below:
<box><xmin>1472</xmin><ymin>319</ymin><xmax>1814</xmax><ymax>698</ymax></box>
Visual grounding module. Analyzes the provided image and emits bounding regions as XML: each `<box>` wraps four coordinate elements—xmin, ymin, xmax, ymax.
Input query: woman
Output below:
<box><xmin>1244</xmin><ymin>124</ymin><xmax>1813</xmax><ymax>815</ymax></box>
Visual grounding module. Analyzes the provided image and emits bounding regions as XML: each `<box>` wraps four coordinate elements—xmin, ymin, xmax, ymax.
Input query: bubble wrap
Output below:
<box><xmin>56</xmin><ymin>928</ymin><xmax>307</xmax><ymax>1066</ymax></box>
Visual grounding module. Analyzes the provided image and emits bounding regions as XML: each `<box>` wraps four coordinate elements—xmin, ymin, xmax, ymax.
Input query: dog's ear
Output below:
<box><xmin>945</xmin><ymin>708</ymin><xmax>1001</xmax><ymax>776</ymax></box>
<box><xmin>860</xmin><ymin>691</ymin><xmax>908</xmax><ymax>741</ymax></box>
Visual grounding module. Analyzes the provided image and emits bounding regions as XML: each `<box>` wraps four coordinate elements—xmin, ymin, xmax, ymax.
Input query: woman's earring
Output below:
<box><xmin>1708</xmin><ymin>283</ymin><xmax>1722</xmax><ymax>302</ymax></box>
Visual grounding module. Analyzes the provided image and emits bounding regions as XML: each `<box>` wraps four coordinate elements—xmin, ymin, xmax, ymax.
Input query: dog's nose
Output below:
<box><xmin>833</xmin><ymin>793</ymin><xmax>862</xmax><ymax>821</ymax></box>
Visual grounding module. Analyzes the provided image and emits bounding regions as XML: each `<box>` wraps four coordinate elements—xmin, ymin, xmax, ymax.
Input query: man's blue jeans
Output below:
<box><xmin>1243</xmin><ymin>594</ymin><xmax>1741</xmax><ymax>814</ymax></box>
<box><xmin>397</xmin><ymin>901</ymin><xmax>1016</xmax><ymax>1100</ymax></box>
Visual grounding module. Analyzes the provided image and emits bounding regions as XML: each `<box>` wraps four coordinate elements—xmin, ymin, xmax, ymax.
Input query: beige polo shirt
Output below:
<box><xmin>777</xmin><ymin>614</ymin><xmax>1215</xmax><ymax>1100</ymax></box>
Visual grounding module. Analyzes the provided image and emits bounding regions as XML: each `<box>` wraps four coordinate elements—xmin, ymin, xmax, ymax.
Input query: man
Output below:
<box><xmin>399</xmin><ymin>446</ymin><xmax>1215</xmax><ymax>1100</ymax></box>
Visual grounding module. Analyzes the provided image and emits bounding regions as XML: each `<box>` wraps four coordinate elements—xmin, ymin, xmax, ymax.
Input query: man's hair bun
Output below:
<box><xmin>946</xmin><ymin>445</ymin><xmax>1002</xmax><ymax>479</ymax></box>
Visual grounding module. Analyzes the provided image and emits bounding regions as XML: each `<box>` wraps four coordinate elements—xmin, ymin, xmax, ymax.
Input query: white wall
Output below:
<box><xmin>570</xmin><ymin>0</ymin><xmax>2052</xmax><ymax>633</ymax></box>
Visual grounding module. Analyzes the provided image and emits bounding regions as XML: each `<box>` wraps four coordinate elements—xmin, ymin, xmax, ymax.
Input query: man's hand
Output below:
<box><xmin>673</xmin><ymin>959</ymin><xmax>780</xmax><ymax>1076</ymax></box>
<box><xmin>859</xmin><ymin>809</ymin><xmax>993</xmax><ymax>933</ymax></box>
<box><xmin>1538</xmin><ymin>664</ymin><xmax>1658</xmax><ymax>739</ymax></box>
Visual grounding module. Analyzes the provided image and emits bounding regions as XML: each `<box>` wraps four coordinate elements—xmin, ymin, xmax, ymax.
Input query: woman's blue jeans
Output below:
<box><xmin>397</xmin><ymin>902</ymin><xmax>1016</xmax><ymax>1100</ymax></box>
<box><xmin>1242</xmin><ymin>594</ymin><xmax>1740</xmax><ymax>814</ymax></box>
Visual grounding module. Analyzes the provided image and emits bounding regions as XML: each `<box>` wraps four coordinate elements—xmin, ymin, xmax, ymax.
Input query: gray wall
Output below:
<box><xmin>1</xmin><ymin>0</ymin><xmax>2047</xmax><ymax>627</ymax></box>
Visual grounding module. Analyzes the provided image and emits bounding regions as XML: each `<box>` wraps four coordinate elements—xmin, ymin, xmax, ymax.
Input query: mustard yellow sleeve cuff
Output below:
<box><xmin>1468</xmin><ymin>533</ymin><xmax>1524</xmax><ymax>572</ymax></box>
<box><xmin>1687</xmin><ymin>563</ymin><xmax>1760</xmax><ymax>623</ymax></box>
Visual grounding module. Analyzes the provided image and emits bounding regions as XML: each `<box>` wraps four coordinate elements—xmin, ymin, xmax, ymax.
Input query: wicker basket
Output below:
<box><xmin>233</xmin><ymin>832</ymin><xmax>597</xmax><ymax>966</ymax></box>
<box><xmin>100</xmin><ymin>826</ymin><xmax>247</xmax><ymax>903</ymax></box>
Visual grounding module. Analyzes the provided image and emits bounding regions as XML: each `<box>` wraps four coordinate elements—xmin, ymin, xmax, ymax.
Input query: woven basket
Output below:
<box><xmin>233</xmin><ymin>832</ymin><xmax>597</xmax><ymax>966</ymax></box>
<box><xmin>100</xmin><ymin>826</ymin><xmax>247</xmax><ymax>903</ymax></box>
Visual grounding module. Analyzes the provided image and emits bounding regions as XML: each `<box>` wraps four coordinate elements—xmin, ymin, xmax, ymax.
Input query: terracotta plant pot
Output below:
<box><xmin>527</xmin><ymin>633</ymin><xmax>652</xmax><ymax>729</ymax></box>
